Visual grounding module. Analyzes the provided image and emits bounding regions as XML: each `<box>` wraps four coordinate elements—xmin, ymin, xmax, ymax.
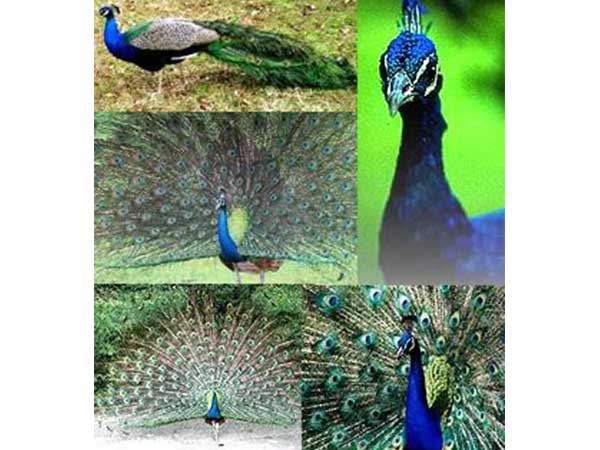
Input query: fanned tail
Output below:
<box><xmin>97</xmin><ymin>294</ymin><xmax>301</xmax><ymax>428</ymax></box>
<box><xmin>95</xmin><ymin>113</ymin><xmax>357</xmax><ymax>281</ymax></box>
<box><xmin>197</xmin><ymin>21</ymin><xmax>356</xmax><ymax>89</ymax></box>
<box><xmin>301</xmin><ymin>285</ymin><xmax>505</xmax><ymax>450</ymax></box>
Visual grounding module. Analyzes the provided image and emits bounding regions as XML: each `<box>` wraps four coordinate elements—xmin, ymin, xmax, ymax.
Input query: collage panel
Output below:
<box><xmin>94</xmin><ymin>0</ymin><xmax>357</xmax><ymax>112</ymax></box>
<box><xmin>94</xmin><ymin>285</ymin><xmax>302</xmax><ymax>449</ymax></box>
<box><xmin>357</xmin><ymin>0</ymin><xmax>505</xmax><ymax>284</ymax></box>
<box><xmin>94</xmin><ymin>112</ymin><xmax>358</xmax><ymax>284</ymax></box>
<box><xmin>302</xmin><ymin>285</ymin><xmax>505</xmax><ymax>450</ymax></box>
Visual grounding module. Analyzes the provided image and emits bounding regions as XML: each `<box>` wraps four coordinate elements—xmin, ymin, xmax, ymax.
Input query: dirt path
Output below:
<box><xmin>95</xmin><ymin>417</ymin><xmax>301</xmax><ymax>449</ymax></box>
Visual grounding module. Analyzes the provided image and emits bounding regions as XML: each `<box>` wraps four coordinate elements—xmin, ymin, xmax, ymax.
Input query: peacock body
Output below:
<box><xmin>97</xmin><ymin>295</ymin><xmax>301</xmax><ymax>439</ymax></box>
<box><xmin>94</xmin><ymin>112</ymin><xmax>357</xmax><ymax>284</ymax></box>
<box><xmin>302</xmin><ymin>285</ymin><xmax>505</xmax><ymax>450</ymax></box>
<box><xmin>98</xmin><ymin>5</ymin><xmax>356</xmax><ymax>89</ymax></box>
<box><xmin>378</xmin><ymin>0</ymin><xmax>505</xmax><ymax>284</ymax></box>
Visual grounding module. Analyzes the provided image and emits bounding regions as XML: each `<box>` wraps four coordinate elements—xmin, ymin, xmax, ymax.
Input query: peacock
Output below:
<box><xmin>378</xmin><ymin>0</ymin><xmax>505</xmax><ymax>284</ymax></box>
<box><xmin>94</xmin><ymin>112</ymin><xmax>357</xmax><ymax>284</ymax></box>
<box><xmin>98</xmin><ymin>4</ymin><xmax>356</xmax><ymax>93</ymax></box>
<box><xmin>302</xmin><ymin>285</ymin><xmax>505</xmax><ymax>450</ymax></box>
<box><xmin>96</xmin><ymin>293</ymin><xmax>301</xmax><ymax>443</ymax></box>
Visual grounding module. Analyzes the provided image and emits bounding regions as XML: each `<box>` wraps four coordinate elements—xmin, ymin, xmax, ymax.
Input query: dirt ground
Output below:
<box><xmin>95</xmin><ymin>417</ymin><xmax>301</xmax><ymax>449</ymax></box>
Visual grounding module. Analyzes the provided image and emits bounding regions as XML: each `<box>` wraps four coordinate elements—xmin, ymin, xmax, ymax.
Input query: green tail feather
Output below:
<box><xmin>197</xmin><ymin>21</ymin><xmax>356</xmax><ymax>89</ymax></box>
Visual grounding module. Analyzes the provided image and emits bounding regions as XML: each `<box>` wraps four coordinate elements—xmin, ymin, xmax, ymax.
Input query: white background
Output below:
<box><xmin>1</xmin><ymin>0</ymin><xmax>599</xmax><ymax>448</ymax></box>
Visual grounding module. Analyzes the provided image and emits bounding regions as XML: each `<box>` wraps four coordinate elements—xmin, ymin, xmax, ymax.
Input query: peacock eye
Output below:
<box><xmin>369</xmin><ymin>288</ymin><xmax>382</xmax><ymax>300</ymax></box>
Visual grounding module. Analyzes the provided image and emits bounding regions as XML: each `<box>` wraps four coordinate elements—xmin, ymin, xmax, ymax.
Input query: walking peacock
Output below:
<box><xmin>378</xmin><ymin>0</ymin><xmax>505</xmax><ymax>284</ymax></box>
<box><xmin>96</xmin><ymin>295</ymin><xmax>301</xmax><ymax>443</ymax></box>
<box><xmin>94</xmin><ymin>112</ymin><xmax>357</xmax><ymax>284</ymax></box>
<box><xmin>302</xmin><ymin>285</ymin><xmax>505</xmax><ymax>450</ymax></box>
<box><xmin>98</xmin><ymin>4</ymin><xmax>356</xmax><ymax>92</ymax></box>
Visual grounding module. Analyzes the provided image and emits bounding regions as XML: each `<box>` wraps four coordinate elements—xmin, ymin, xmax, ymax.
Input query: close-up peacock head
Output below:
<box><xmin>216</xmin><ymin>189</ymin><xmax>227</xmax><ymax>211</ymax></box>
<box><xmin>395</xmin><ymin>329</ymin><xmax>416</xmax><ymax>359</ymax></box>
<box><xmin>380</xmin><ymin>0</ymin><xmax>442</xmax><ymax>115</ymax></box>
<box><xmin>98</xmin><ymin>4</ymin><xmax>120</xmax><ymax>18</ymax></box>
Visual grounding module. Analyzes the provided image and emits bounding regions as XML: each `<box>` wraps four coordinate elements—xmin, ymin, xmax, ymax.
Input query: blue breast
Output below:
<box><xmin>206</xmin><ymin>393</ymin><xmax>222</xmax><ymax>420</ymax></box>
<box><xmin>404</xmin><ymin>347</ymin><xmax>443</xmax><ymax>450</ymax></box>
<box><xmin>217</xmin><ymin>207</ymin><xmax>244</xmax><ymax>263</ymax></box>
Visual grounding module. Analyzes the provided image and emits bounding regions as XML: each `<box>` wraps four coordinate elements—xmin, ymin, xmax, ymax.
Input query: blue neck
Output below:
<box><xmin>103</xmin><ymin>15</ymin><xmax>137</xmax><ymax>61</ymax></box>
<box><xmin>217</xmin><ymin>207</ymin><xmax>244</xmax><ymax>262</ymax></box>
<box><xmin>396</xmin><ymin>95</ymin><xmax>447</xmax><ymax>190</ymax></box>
<box><xmin>404</xmin><ymin>341</ymin><xmax>443</xmax><ymax>450</ymax></box>
<box><xmin>206</xmin><ymin>392</ymin><xmax>222</xmax><ymax>420</ymax></box>
<box><xmin>380</xmin><ymin>93</ymin><xmax>472</xmax><ymax>283</ymax></box>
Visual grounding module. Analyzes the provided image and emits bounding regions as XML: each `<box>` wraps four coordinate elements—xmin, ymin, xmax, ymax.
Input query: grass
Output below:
<box><xmin>95</xmin><ymin>257</ymin><xmax>357</xmax><ymax>284</ymax></box>
<box><xmin>357</xmin><ymin>0</ymin><xmax>505</xmax><ymax>282</ymax></box>
<box><xmin>94</xmin><ymin>0</ymin><xmax>356</xmax><ymax>112</ymax></box>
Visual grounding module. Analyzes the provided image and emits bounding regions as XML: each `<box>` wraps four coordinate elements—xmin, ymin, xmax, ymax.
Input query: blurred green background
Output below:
<box><xmin>358</xmin><ymin>0</ymin><xmax>505</xmax><ymax>282</ymax></box>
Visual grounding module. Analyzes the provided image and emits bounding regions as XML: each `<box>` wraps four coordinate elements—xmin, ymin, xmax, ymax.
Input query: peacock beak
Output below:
<box><xmin>385</xmin><ymin>71</ymin><xmax>416</xmax><ymax>116</ymax></box>
<box><xmin>396</xmin><ymin>346</ymin><xmax>406</xmax><ymax>360</ymax></box>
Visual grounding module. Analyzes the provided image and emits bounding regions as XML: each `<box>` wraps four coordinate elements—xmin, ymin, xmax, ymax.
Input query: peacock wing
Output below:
<box><xmin>229</xmin><ymin>113</ymin><xmax>357</xmax><ymax>280</ymax></box>
<box><xmin>98</xmin><ymin>297</ymin><xmax>300</xmax><ymax>428</ymax></box>
<box><xmin>124</xmin><ymin>19</ymin><xmax>219</xmax><ymax>51</ymax></box>
<box><xmin>446</xmin><ymin>209</ymin><xmax>505</xmax><ymax>284</ymax></box>
<box><xmin>95</xmin><ymin>113</ymin><xmax>221</xmax><ymax>268</ymax></box>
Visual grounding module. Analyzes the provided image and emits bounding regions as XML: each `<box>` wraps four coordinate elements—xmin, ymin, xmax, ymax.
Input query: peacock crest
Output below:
<box><xmin>94</xmin><ymin>112</ymin><xmax>357</xmax><ymax>283</ymax></box>
<box><xmin>96</xmin><ymin>292</ymin><xmax>301</xmax><ymax>433</ymax></box>
<box><xmin>301</xmin><ymin>285</ymin><xmax>505</xmax><ymax>450</ymax></box>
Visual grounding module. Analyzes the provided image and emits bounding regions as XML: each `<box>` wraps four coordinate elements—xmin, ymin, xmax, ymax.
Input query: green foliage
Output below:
<box><xmin>94</xmin><ymin>285</ymin><xmax>189</xmax><ymax>395</ymax></box>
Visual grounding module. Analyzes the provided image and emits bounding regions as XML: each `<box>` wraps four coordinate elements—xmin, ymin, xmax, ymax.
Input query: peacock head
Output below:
<box><xmin>98</xmin><ymin>4</ymin><xmax>121</xmax><ymax>19</ymax></box>
<box><xmin>216</xmin><ymin>189</ymin><xmax>227</xmax><ymax>211</ymax></box>
<box><xmin>380</xmin><ymin>32</ymin><xmax>441</xmax><ymax>116</ymax></box>
<box><xmin>380</xmin><ymin>1</ymin><xmax>442</xmax><ymax>115</ymax></box>
<box><xmin>395</xmin><ymin>330</ymin><xmax>416</xmax><ymax>359</ymax></box>
<box><xmin>395</xmin><ymin>315</ymin><xmax>418</xmax><ymax>359</ymax></box>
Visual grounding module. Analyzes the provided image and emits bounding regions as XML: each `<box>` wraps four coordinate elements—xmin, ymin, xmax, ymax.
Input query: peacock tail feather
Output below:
<box><xmin>97</xmin><ymin>295</ymin><xmax>301</xmax><ymax>428</ymax></box>
<box><xmin>94</xmin><ymin>113</ymin><xmax>357</xmax><ymax>282</ymax></box>
<box><xmin>301</xmin><ymin>285</ymin><xmax>505</xmax><ymax>450</ymax></box>
<box><xmin>196</xmin><ymin>21</ymin><xmax>356</xmax><ymax>89</ymax></box>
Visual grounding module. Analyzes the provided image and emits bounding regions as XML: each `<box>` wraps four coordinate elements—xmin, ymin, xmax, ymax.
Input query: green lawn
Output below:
<box><xmin>94</xmin><ymin>0</ymin><xmax>356</xmax><ymax>112</ymax></box>
<box><xmin>357</xmin><ymin>0</ymin><xmax>505</xmax><ymax>282</ymax></box>
<box><xmin>95</xmin><ymin>257</ymin><xmax>357</xmax><ymax>284</ymax></box>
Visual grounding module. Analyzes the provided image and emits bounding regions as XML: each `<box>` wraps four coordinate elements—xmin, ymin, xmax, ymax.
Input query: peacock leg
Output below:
<box><xmin>235</xmin><ymin>266</ymin><xmax>241</xmax><ymax>285</ymax></box>
<box><xmin>259</xmin><ymin>271</ymin><xmax>265</xmax><ymax>284</ymax></box>
<box><xmin>214</xmin><ymin>423</ymin><xmax>220</xmax><ymax>442</ymax></box>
